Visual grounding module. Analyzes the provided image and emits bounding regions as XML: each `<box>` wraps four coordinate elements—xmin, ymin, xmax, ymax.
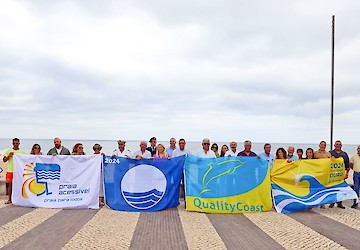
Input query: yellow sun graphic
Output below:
<box><xmin>22</xmin><ymin>163</ymin><xmax>46</xmax><ymax>198</ymax></box>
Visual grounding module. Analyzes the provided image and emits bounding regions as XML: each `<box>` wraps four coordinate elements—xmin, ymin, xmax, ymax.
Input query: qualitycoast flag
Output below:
<box><xmin>12</xmin><ymin>155</ymin><xmax>102</xmax><ymax>209</ymax></box>
<box><xmin>271</xmin><ymin>158</ymin><xmax>358</xmax><ymax>213</ymax></box>
<box><xmin>103</xmin><ymin>155</ymin><xmax>185</xmax><ymax>212</ymax></box>
<box><xmin>185</xmin><ymin>155</ymin><xmax>272</xmax><ymax>213</ymax></box>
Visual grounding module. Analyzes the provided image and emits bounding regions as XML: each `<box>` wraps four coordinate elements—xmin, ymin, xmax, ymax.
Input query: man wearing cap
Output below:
<box><xmin>237</xmin><ymin>140</ymin><xmax>257</xmax><ymax>157</ymax></box>
<box><xmin>112</xmin><ymin>140</ymin><xmax>131</xmax><ymax>158</ymax></box>
<box><xmin>146</xmin><ymin>137</ymin><xmax>157</xmax><ymax>156</ymax></box>
<box><xmin>225</xmin><ymin>141</ymin><xmax>240</xmax><ymax>156</ymax></box>
<box><xmin>195</xmin><ymin>138</ymin><xmax>216</xmax><ymax>158</ymax></box>
<box><xmin>166</xmin><ymin>138</ymin><xmax>177</xmax><ymax>157</ymax></box>
<box><xmin>133</xmin><ymin>140</ymin><xmax>152</xmax><ymax>160</ymax></box>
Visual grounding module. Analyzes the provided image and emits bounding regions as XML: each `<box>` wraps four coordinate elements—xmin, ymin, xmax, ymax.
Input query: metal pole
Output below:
<box><xmin>330</xmin><ymin>15</ymin><xmax>335</xmax><ymax>150</ymax></box>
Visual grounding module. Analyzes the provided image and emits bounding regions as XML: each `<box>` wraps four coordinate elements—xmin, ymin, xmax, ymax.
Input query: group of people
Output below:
<box><xmin>3</xmin><ymin>137</ymin><xmax>360</xmax><ymax>210</ymax></box>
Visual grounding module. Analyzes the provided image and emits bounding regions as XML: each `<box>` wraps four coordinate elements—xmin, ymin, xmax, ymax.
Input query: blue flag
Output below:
<box><xmin>103</xmin><ymin>155</ymin><xmax>185</xmax><ymax>212</ymax></box>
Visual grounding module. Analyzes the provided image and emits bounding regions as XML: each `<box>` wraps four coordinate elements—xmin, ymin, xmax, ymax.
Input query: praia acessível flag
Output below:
<box><xmin>185</xmin><ymin>155</ymin><xmax>272</xmax><ymax>213</ymax></box>
<box><xmin>12</xmin><ymin>155</ymin><xmax>102</xmax><ymax>209</ymax></box>
<box><xmin>271</xmin><ymin>158</ymin><xmax>358</xmax><ymax>213</ymax></box>
<box><xmin>103</xmin><ymin>155</ymin><xmax>185</xmax><ymax>212</ymax></box>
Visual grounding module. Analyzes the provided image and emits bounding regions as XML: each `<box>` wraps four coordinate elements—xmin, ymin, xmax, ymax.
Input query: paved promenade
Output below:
<box><xmin>0</xmin><ymin>197</ymin><xmax>359</xmax><ymax>250</ymax></box>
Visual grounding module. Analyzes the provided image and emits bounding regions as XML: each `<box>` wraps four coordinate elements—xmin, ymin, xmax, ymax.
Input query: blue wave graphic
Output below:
<box><xmin>35</xmin><ymin>170</ymin><xmax>60</xmax><ymax>180</ymax></box>
<box><xmin>123</xmin><ymin>189</ymin><xmax>164</xmax><ymax>209</ymax></box>
<box><xmin>273</xmin><ymin>175</ymin><xmax>355</xmax><ymax>213</ymax></box>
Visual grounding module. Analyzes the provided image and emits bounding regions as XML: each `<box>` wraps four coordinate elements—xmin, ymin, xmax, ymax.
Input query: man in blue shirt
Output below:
<box><xmin>259</xmin><ymin>143</ymin><xmax>275</xmax><ymax>170</ymax></box>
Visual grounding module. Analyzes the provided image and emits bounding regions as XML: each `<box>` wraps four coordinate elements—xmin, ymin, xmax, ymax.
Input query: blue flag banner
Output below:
<box><xmin>103</xmin><ymin>155</ymin><xmax>185</xmax><ymax>212</ymax></box>
<box><xmin>185</xmin><ymin>155</ymin><xmax>272</xmax><ymax>213</ymax></box>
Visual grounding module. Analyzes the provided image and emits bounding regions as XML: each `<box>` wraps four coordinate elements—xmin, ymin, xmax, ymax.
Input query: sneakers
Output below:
<box><xmin>328</xmin><ymin>203</ymin><xmax>335</xmax><ymax>208</ymax></box>
<box><xmin>351</xmin><ymin>203</ymin><xmax>358</xmax><ymax>209</ymax></box>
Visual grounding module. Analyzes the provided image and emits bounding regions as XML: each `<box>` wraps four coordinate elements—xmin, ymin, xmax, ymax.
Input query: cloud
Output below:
<box><xmin>0</xmin><ymin>0</ymin><xmax>359</xmax><ymax>144</ymax></box>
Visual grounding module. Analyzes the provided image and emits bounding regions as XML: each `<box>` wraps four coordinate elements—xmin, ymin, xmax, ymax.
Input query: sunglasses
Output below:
<box><xmin>94</xmin><ymin>148</ymin><xmax>101</xmax><ymax>150</ymax></box>
<box><xmin>203</xmin><ymin>143</ymin><xmax>210</xmax><ymax>145</ymax></box>
<box><xmin>211</xmin><ymin>147</ymin><xmax>218</xmax><ymax>149</ymax></box>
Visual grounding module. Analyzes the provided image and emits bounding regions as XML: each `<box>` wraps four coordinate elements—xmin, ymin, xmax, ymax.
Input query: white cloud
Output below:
<box><xmin>0</xmin><ymin>0</ymin><xmax>359</xmax><ymax>144</ymax></box>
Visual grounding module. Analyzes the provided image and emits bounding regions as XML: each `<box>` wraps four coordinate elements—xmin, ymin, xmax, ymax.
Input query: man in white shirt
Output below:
<box><xmin>258</xmin><ymin>143</ymin><xmax>275</xmax><ymax>170</ymax></box>
<box><xmin>225</xmin><ymin>141</ymin><xmax>240</xmax><ymax>156</ymax></box>
<box><xmin>195</xmin><ymin>138</ymin><xmax>216</xmax><ymax>158</ymax></box>
<box><xmin>112</xmin><ymin>140</ymin><xmax>131</xmax><ymax>158</ymax></box>
<box><xmin>132</xmin><ymin>140</ymin><xmax>151</xmax><ymax>160</ymax></box>
<box><xmin>172</xmin><ymin>138</ymin><xmax>191</xmax><ymax>157</ymax></box>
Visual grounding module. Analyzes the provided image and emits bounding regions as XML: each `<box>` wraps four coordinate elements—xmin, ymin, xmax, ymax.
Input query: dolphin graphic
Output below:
<box><xmin>200</xmin><ymin>160</ymin><xmax>244</xmax><ymax>194</ymax></box>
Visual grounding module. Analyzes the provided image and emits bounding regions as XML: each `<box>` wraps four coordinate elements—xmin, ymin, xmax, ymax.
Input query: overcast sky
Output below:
<box><xmin>1</xmin><ymin>0</ymin><xmax>359</xmax><ymax>144</ymax></box>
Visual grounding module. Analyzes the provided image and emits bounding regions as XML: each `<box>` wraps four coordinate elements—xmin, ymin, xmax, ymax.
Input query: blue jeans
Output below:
<box><xmin>353</xmin><ymin>172</ymin><xmax>360</xmax><ymax>204</ymax></box>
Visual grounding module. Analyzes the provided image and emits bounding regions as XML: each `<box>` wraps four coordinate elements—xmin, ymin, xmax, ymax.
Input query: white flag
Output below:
<box><xmin>12</xmin><ymin>154</ymin><xmax>101</xmax><ymax>209</ymax></box>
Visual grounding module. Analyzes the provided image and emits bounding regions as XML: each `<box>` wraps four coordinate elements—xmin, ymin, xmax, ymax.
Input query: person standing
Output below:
<box><xmin>133</xmin><ymin>140</ymin><xmax>151</xmax><ymax>160</ymax></box>
<box><xmin>275</xmin><ymin>148</ymin><xmax>287</xmax><ymax>160</ymax></box>
<box><xmin>146</xmin><ymin>137</ymin><xmax>157</xmax><ymax>156</ymax></box>
<box><xmin>225</xmin><ymin>141</ymin><xmax>239</xmax><ymax>156</ymax></box>
<box><xmin>329</xmin><ymin>140</ymin><xmax>349</xmax><ymax>209</ymax></box>
<box><xmin>220</xmin><ymin>144</ymin><xmax>229</xmax><ymax>157</ymax></box>
<box><xmin>166</xmin><ymin>138</ymin><xmax>177</xmax><ymax>157</ymax></box>
<box><xmin>153</xmin><ymin>144</ymin><xmax>169</xmax><ymax>159</ymax></box>
<box><xmin>237</xmin><ymin>140</ymin><xmax>257</xmax><ymax>157</ymax></box>
<box><xmin>259</xmin><ymin>143</ymin><xmax>275</xmax><ymax>170</ymax></box>
<box><xmin>314</xmin><ymin>141</ymin><xmax>331</xmax><ymax>159</ymax></box>
<box><xmin>3</xmin><ymin>138</ymin><xmax>26</xmax><ymax>204</ymax></box>
<box><xmin>211</xmin><ymin>143</ymin><xmax>220</xmax><ymax>157</ymax></box>
<box><xmin>30</xmin><ymin>144</ymin><xmax>43</xmax><ymax>155</ymax></box>
<box><xmin>305</xmin><ymin>148</ymin><xmax>315</xmax><ymax>159</ymax></box>
<box><xmin>72</xmin><ymin>143</ymin><xmax>85</xmax><ymax>155</ymax></box>
<box><xmin>313</xmin><ymin>141</ymin><xmax>331</xmax><ymax>209</ymax></box>
<box><xmin>93</xmin><ymin>144</ymin><xmax>104</xmax><ymax>155</ymax></box>
<box><xmin>350</xmin><ymin>145</ymin><xmax>360</xmax><ymax>208</ymax></box>
<box><xmin>112</xmin><ymin>140</ymin><xmax>131</xmax><ymax>158</ymax></box>
<box><xmin>47</xmin><ymin>137</ymin><xmax>70</xmax><ymax>155</ymax></box>
<box><xmin>172</xmin><ymin>138</ymin><xmax>191</xmax><ymax>157</ymax></box>
<box><xmin>287</xmin><ymin>146</ymin><xmax>299</xmax><ymax>161</ymax></box>
<box><xmin>195</xmin><ymin>138</ymin><xmax>216</xmax><ymax>158</ymax></box>
<box><xmin>297</xmin><ymin>148</ymin><xmax>304</xmax><ymax>160</ymax></box>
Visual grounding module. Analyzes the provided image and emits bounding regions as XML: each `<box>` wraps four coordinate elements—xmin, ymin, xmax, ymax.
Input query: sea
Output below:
<box><xmin>0</xmin><ymin>138</ymin><xmax>358</xmax><ymax>156</ymax></box>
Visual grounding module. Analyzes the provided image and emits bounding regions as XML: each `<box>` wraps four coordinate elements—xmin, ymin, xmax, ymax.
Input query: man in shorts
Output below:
<box><xmin>3</xmin><ymin>138</ymin><xmax>26</xmax><ymax>204</ymax></box>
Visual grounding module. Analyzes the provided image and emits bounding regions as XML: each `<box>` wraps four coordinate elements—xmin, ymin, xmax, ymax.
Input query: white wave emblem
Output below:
<box><xmin>273</xmin><ymin>186</ymin><xmax>358</xmax><ymax>213</ymax></box>
<box><xmin>121</xmin><ymin>165</ymin><xmax>167</xmax><ymax>210</ymax></box>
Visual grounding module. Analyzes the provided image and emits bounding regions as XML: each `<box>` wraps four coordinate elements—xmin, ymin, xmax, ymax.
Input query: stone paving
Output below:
<box><xmin>0</xmin><ymin>196</ymin><xmax>359</xmax><ymax>250</ymax></box>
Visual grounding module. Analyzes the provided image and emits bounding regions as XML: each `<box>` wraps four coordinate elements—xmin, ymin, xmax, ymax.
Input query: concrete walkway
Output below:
<box><xmin>0</xmin><ymin>197</ymin><xmax>359</xmax><ymax>250</ymax></box>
